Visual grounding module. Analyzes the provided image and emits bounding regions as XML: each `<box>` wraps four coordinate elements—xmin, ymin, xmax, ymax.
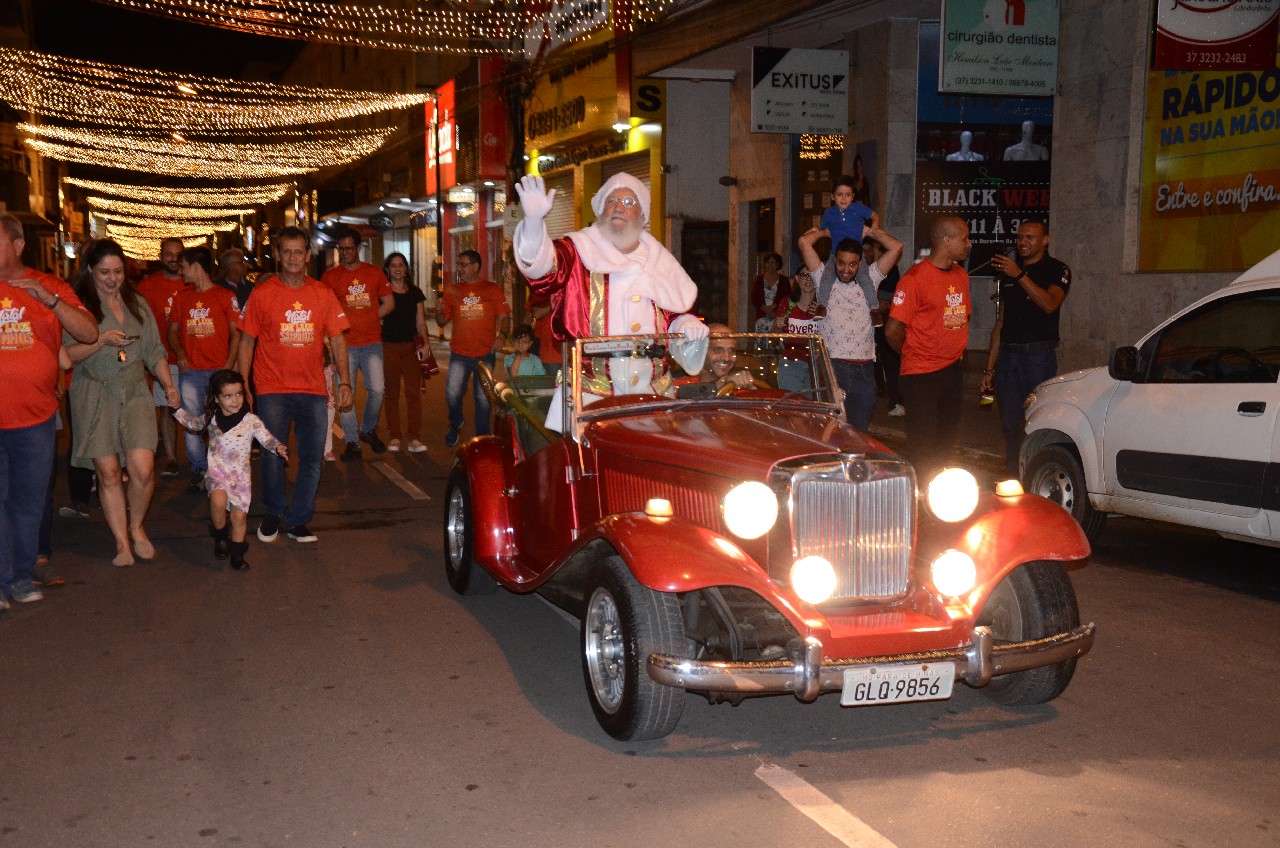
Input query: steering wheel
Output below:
<box><xmin>1190</xmin><ymin>347</ymin><xmax>1268</xmax><ymax>381</ymax></box>
<box><xmin>714</xmin><ymin>376</ymin><xmax>773</xmax><ymax>396</ymax></box>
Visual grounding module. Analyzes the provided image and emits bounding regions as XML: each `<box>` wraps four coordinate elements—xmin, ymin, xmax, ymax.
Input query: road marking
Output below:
<box><xmin>371</xmin><ymin>461</ymin><xmax>430</xmax><ymax>501</ymax></box>
<box><xmin>755</xmin><ymin>764</ymin><xmax>898</xmax><ymax>848</ymax></box>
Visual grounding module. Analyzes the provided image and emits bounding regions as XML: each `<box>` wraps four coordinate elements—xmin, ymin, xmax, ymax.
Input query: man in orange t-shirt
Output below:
<box><xmin>321</xmin><ymin>227</ymin><xmax>393</xmax><ymax>459</ymax></box>
<box><xmin>0</xmin><ymin>213</ymin><xmax>98</xmax><ymax>606</ymax></box>
<box><xmin>433</xmin><ymin>249</ymin><xmax>510</xmax><ymax>447</ymax></box>
<box><xmin>169</xmin><ymin>245</ymin><xmax>241</xmax><ymax>488</ymax></box>
<box><xmin>237</xmin><ymin>226</ymin><xmax>351</xmax><ymax>545</ymax></box>
<box><xmin>885</xmin><ymin>215</ymin><xmax>973</xmax><ymax>475</ymax></box>
<box><xmin>136</xmin><ymin>236</ymin><xmax>189</xmax><ymax>477</ymax></box>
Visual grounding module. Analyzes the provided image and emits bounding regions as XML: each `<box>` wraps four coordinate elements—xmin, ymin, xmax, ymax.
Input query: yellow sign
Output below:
<box><xmin>1139</xmin><ymin>47</ymin><xmax>1280</xmax><ymax>271</ymax></box>
<box><xmin>526</xmin><ymin>30</ymin><xmax>622</xmax><ymax>150</ymax></box>
<box><xmin>631</xmin><ymin>78</ymin><xmax>665</xmax><ymax>125</ymax></box>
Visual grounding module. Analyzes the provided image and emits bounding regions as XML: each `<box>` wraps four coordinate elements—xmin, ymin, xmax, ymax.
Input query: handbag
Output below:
<box><xmin>413</xmin><ymin>334</ymin><xmax>440</xmax><ymax>379</ymax></box>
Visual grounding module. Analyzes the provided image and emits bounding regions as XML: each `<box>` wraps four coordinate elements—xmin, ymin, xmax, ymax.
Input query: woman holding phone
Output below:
<box><xmin>65</xmin><ymin>238</ymin><xmax>179</xmax><ymax>566</ymax></box>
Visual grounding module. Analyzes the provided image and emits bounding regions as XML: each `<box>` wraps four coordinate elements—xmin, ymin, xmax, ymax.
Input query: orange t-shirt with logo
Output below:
<box><xmin>171</xmin><ymin>284</ymin><xmax>240</xmax><ymax>371</ymax></box>
<box><xmin>441</xmin><ymin>280</ymin><xmax>510</xmax><ymax>358</ymax></box>
<box><xmin>889</xmin><ymin>261</ymin><xmax>971</xmax><ymax>376</ymax></box>
<box><xmin>1</xmin><ymin>273</ymin><xmax>87</xmax><ymax>429</ymax></box>
<box><xmin>240</xmin><ymin>277</ymin><xmax>349</xmax><ymax>396</ymax></box>
<box><xmin>137</xmin><ymin>271</ymin><xmax>190</xmax><ymax>363</ymax></box>
<box><xmin>322</xmin><ymin>262</ymin><xmax>391</xmax><ymax>348</ymax></box>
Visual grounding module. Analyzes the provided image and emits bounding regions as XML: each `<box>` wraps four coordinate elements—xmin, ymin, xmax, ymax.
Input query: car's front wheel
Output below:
<box><xmin>581</xmin><ymin>557</ymin><xmax>687</xmax><ymax>740</ymax></box>
<box><xmin>443</xmin><ymin>466</ymin><xmax>496</xmax><ymax>595</ymax></box>
<box><xmin>977</xmin><ymin>560</ymin><xmax>1081</xmax><ymax>705</ymax></box>
<box><xmin>1024</xmin><ymin>444</ymin><xmax>1106</xmax><ymax>542</ymax></box>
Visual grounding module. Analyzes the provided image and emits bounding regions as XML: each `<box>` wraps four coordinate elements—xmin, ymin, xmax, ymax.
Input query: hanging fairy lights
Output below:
<box><xmin>107</xmin><ymin>234</ymin><xmax>209</xmax><ymax>261</ymax></box>
<box><xmin>96</xmin><ymin>211</ymin><xmax>243</xmax><ymax>230</ymax></box>
<box><xmin>87</xmin><ymin>197</ymin><xmax>254</xmax><ymax>219</ymax></box>
<box><xmin>64</xmin><ymin>178</ymin><xmax>292</xmax><ymax>206</ymax></box>
<box><xmin>0</xmin><ymin>47</ymin><xmax>429</xmax><ymax>132</ymax></box>
<box><xmin>23</xmin><ymin>123</ymin><xmax>395</xmax><ymax>179</ymax></box>
<box><xmin>88</xmin><ymin>0</ymin><xmax>685</xmax><ymax>53</ymax></box>
<box><xmin>105</xmin><ymin>221</ymin><xmax>239</xmax><ymax>240</ymax></box>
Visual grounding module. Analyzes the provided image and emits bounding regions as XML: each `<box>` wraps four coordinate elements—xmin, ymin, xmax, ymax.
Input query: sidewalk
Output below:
<box><xmin>867</xmin><ymin>350</ymin><xmax>1008</xmax><ymax>478</ymax></box>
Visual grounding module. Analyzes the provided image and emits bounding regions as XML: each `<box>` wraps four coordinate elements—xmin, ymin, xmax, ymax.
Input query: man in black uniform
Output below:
<box><xmin>980</xmin><ymin>220</ymin><xmax>1071</xmax><ymax>475</ymax></box>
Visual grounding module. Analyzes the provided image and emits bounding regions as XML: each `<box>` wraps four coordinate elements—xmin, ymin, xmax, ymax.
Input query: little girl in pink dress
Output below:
<box><xmin>174</xmin><ymin>369</ymin><xmax>287</xmax><ymax>570</ymax></box>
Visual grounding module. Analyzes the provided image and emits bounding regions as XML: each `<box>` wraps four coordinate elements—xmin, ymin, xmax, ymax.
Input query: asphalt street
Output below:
<box><xmin>2</xmin><ymin>352</ymin><xmax>1278</xmax><ymax>848</ymax></box>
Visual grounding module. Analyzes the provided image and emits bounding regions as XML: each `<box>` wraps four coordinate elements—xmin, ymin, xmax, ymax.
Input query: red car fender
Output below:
<box><xmin>456</xmin><ymin>437</ymin><xmax>514</xmax><ymax>561</ymax></box>
<box><xmin>926</xmin><ymin>492</ymin><xmax>1091</xmax><ymax>607</ymax></box>
<box><xmin>577</xmin><ymin>514</ymin><xmax>815</xmax><ymax>626</ymax></box>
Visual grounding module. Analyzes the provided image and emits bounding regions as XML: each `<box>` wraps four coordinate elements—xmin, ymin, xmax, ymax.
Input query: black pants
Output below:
<box><xmin>898</xmin><ymin>360</ymin><xmax>963</xmax><ymax>477</ymax></box>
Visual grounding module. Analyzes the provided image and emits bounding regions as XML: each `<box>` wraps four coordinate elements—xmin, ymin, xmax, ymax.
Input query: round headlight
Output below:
<box><xmin>931</xmin><ymin>549</ymin><xmax>977</xmax><ymax>597</ymax></box>
<box><xmin>926</xmin><ymin>467</ymin><xmax>980</xmax><ymax>522</ymax></box>
<box><xmin>790</xmin><ymin>555</ymin><xmax>837</xmax><ymax>605</ymax></box>
<box><xmin>722</xmin><ymin>481</ymin><xmax>778</xmax><ymax>540</ymax></box>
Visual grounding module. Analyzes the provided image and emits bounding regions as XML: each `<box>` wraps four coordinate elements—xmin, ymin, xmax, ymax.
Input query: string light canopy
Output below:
<box><xmin>64</xmin><ymin>178</ymin><xmax>293</xmax><ymax>206</ymax></box>
<box><xmin>96</xmin><ymin>211</ymin><xmax>244</xmax><ymax>230</ymax></box>
<box><xmin>0</xmin><ymin>47</ymin><xmax>429</xmax><ymax>132</ymax></box>
<box><xmin>105</xmin><ymin>221</ymin><xmax>239</xmax><ymax>240</ymax></box>
<box><xmin>89</xmin><ymin>0</ymin><xmax>685</xmax><ymax>53</ymax></box>
<box><xmin>24</xmin><ymin>122</ymin><xmax>396</xmax><ymax>179</ymax></box>
<box><xmin>106</xmin><ymin>234</ymin><xmax>209</xmax><ymax>261</ymax></box>
<box><xmin>87</xmin><ymin>197</ymin><xmax>255</xmax><ymax>220</ymax></box>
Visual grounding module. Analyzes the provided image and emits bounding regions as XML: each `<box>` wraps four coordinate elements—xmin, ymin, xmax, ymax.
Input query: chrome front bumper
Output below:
<box><xmin>648</xmin><ymin>623</ymin><xmax>1095</xmax><ymax>702</ymax></box>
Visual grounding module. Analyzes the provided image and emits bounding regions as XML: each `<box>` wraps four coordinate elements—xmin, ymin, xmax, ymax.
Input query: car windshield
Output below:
<box><xmin>567</xmin><ymin>332</ymin><xmax>841</xmax><ymax>423</ymax></box>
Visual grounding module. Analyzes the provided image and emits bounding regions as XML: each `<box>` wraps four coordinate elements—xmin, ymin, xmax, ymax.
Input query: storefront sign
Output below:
<box><xmin>1139</xmin><ymin>48</ymin><xmax>1280</xmax><ymax>271</ymax></box>
<box><xmin>914</xmin><ymin>162</ymin><xmax>1052</xmax><ymax>272</ymax></box>
<box><xmin>535</xmin><ymin>135</ymin><xmax>628</xmax><ymax>173</ymax></box>
<box><xmin>478</xmin><ymin>58</ymin><xmax>510</xmax><ymax>182</ymax></box>
<box><xmin>526</xmin><ymin>31</ymin><xmax>623</xmax><ymax>148</ymax></box>
<box><xmin>426</xmin><ymin>80</ymin><xmax>456</xmax><ymax>194</ymax></box>
<box><xmin>939</xmin><ymin>0</ymin><xmax>1059</xmax><ymax>97</ymax></box>
<box><xmin>1154</xmin><ymin>0</ymin><xmax>1280</xmax><ymax>70</ymax></box>
<box><xmin>751</xmin><ymin>47</ymin><xmax>848</xmax><ymax>134</ymax></box>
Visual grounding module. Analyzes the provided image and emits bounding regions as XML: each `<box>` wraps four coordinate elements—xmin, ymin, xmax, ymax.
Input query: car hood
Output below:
<box><xmin>585</xmin><ymin>406</ymin><xmax>893</xmax><ymax>479</ymax></box>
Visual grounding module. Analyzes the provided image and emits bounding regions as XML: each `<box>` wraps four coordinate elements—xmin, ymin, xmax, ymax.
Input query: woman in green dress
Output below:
<box><xmin>64</xmin><ymin>239</ymin><xmax>180</xmax><ymax>567</ymax></box>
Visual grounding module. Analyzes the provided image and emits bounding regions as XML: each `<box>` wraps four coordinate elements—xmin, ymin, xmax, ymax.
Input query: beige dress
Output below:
<box><xmin>65</xmin><ymin>299</ymin><xmax>169</xmax><ymax>469</ymax></box>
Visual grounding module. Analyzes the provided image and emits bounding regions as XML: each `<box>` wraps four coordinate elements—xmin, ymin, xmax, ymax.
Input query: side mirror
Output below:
<box><xmin>1109</xmin><ymin>346</ymin><xmax>1141</xmax><ymax>381</ymax></box>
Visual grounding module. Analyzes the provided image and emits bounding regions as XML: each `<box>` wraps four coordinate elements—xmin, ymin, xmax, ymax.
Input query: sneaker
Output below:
<box><xmin>160</xmin><ymin>460</ymin><xmax>180</xmax><ymax>478</ymax></box>
<box><xmin>343</xmin><ymin>441</ymin><xmax>361</xmax><ymax>461</ymax></box>
<box><xmin>32</xmin><ymin>557</ymin><xmax>64</xmax><ymax>588</ymax></box>
<box><xmin>407</xmin><ymin>440</ymin><xmax>427</xmax><ymax>454</ymax></box>
<box><xmin>360</xmin><ymin>430</ymin><xmax>387</xmax><ymax>453</ymax></box>
<box><xmin>286</xmin><ymin>525</ymin><xmax>318</xmax><ymax>543</ymax></box>
<box><xmin>10</xmin><ymin>579</ymin><xmax>43</xmax><ymax>604</ymax></box>
<box><xmin>444</xmin><ymin>427</ymin><xmax>460</xmax><ymax>448</ymax></box>
<box><xmin>324</xmin><ymin>451</ymin><xmax>336</xmax><ymax>462</ymax></box>
<box><xmin>888</xmin><ymin>404</ymin><xmax>906</xmax><ymax>417</ymax></box>
<box><xmin>386</xmin><ymin>438</ymin><xmax>401</xmax><ymax>452</ymax></box>
<box><xmin>58</xmin><ymin>503</ymin><xmax>89</xmax><ymax>518</ymax></box>
<box><xmin>257</xmin><ymin>514</ymin><xmax>281</xmax><ymax>543</ymax></box>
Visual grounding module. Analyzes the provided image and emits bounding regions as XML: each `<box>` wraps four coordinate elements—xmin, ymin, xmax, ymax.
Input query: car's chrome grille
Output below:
<box><xmin>790</xmin><ymin>461</ymin><xmax>914</xmax><ymax>601</ymax></box>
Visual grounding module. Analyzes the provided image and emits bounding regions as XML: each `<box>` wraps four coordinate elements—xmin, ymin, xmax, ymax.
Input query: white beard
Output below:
<box><xmin>593</xmin><ymin>218</ymin><xmax>642</xmax><ymax>253</ymax></box>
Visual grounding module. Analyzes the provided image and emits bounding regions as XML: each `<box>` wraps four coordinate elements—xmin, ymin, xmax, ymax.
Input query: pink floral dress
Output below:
<box><xmin>174</xmin><ymin>410</ymin><xmax>282</xmax><ymax>512</ymax></box>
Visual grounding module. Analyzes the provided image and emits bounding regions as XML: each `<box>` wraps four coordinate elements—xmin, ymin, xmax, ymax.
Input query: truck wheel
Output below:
<box><xmin>443</xmin><ymin>466</ymin><xmax>496</xmax><ymax>595</ymax></box>
<box><xmin>978</xmin><ymin>560</ymin><xmax>1081</xmax><ymax>705</ymax></box>
<box><xmin>1024</xmin><ymin>444</ymin><xmax>1106</xmax><ymax>542</ymax></box>
<box><xmin>581</xmin><ymin>557</ymin><xmax>686</xmax><ymax>740</ymax></box>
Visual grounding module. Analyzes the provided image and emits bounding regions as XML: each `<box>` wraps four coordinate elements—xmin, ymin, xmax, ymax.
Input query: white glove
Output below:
<box><xmin>515</xmin><ymin>175</ymin><xmax>556</xmax><ymax>223</ymax></box>
<box><xmin>671</xmin><ymin>314</ymin><xmax>709</xmax><ymax>340</ymax></box>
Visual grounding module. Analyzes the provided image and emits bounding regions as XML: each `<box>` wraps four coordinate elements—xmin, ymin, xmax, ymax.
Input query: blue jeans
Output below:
<box><xmin>833</xmin><ymin>359</ymin><xmax>876</xmax><ymax>432</ymax></box>
<box><xmin>180</xmin><ymin>368</ymin><xmax>216</xmax><ymax>473</ymax></box>
<box><xmin>255</xmin><ymin>393</ymin><xmax>327</xmax><ymax>526</ymax></box>
<box><xmin>445</xmin><ymin>352</ymin><xmax>495</xmax><ymax>435</ymax></box>
<box><xmin>995</xmin><ymin>346</ymin><xmax>1058</xmax><ymax>475</ymax></box>
<box><xmin>0</xmin><ymin>415</ymin><xmax>57</xmax><ymax>594</ymax></box>
<box><xmin>339</xmin><ymin>342</ymin><xmax>385</xmax><ymax>442</ymax></box>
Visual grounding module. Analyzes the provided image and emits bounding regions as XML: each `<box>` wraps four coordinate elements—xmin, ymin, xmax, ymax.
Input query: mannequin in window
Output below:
<box><xmin>1004</xmin><ymin>120</ymin><xmax>1049</xmax><ymax>161</ymax></box>
<box><xmin>945</xmin><ymin>131</ymin><xmax>983</xmax><ymax>162</ymax></box>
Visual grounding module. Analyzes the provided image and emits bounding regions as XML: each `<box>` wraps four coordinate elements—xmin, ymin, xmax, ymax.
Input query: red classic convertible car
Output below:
<box><xmin>444</xmin><ymin>332</ymin><xmax>1094</xmax><ymax>740</ymax></box>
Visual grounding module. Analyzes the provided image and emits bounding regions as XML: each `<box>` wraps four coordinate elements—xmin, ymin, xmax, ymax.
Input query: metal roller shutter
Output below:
<box><xmin>598</xmin><ymin>151</ymin><xmax>651</xmax><ymax>193</ymax></box>
<box><xmin>542</xmin><ymin>172</ymin><xmax>575</xmax><ymax>240</ymax></box>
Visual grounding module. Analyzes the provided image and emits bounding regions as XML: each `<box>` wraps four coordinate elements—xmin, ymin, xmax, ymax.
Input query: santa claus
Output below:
<box><xmin>513</xmin><ymin>172</ymin><xmax>708</xmax><ymax>430</ymax></box>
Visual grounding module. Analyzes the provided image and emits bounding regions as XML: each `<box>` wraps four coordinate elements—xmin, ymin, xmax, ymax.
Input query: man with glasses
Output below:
<box><xmin>434</xmin><ymin>250</ymin><xmax>510</xmax><ymax>447</ymax></box>
<box><xmin>512</xmin><ymin>173</ymin><xmax>708</xmax><ymax>431</ymax></box>
<box><xmin>322</xmin><ymin>228</ymin><xmax>393</xmax><ymax>459</ymax></box>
